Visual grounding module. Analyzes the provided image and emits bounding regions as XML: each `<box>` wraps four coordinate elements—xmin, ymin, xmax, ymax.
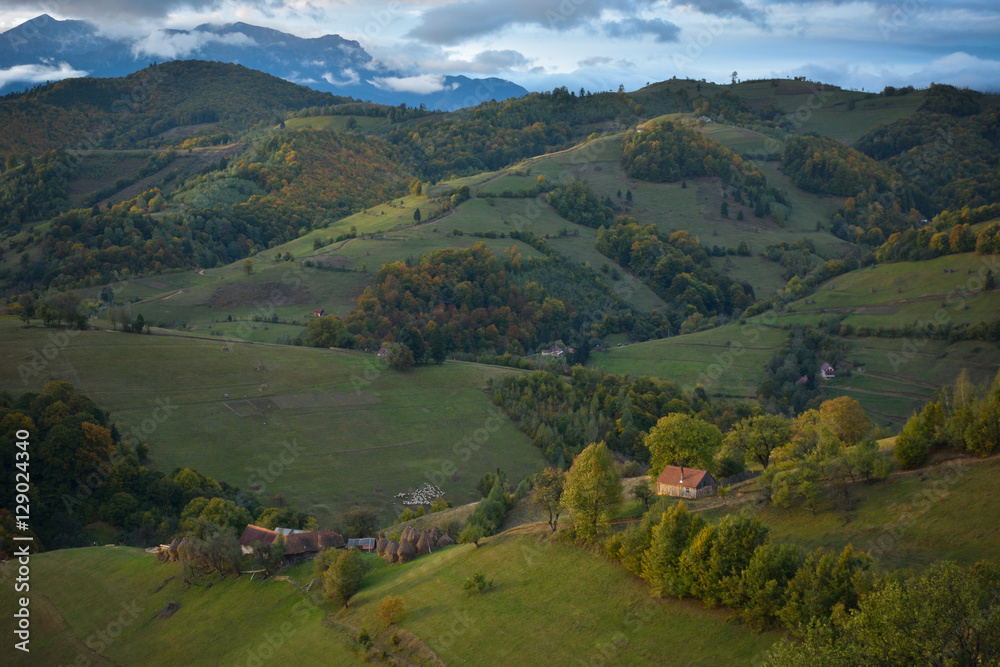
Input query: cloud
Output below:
<box><xmin>604</xmin><ymin>17</ymin><xmax>681</xmax><ymax>42</ymax></box>
<box><xmin>370</xmin><ymin>73</ymin><xmax>457</xmax><ymax>94</ymax></box>
<box><xmin>0</xmin><ymin>62</ymin><xmax>88</xmax><ymax>88</ymax></box>
<box><xmin>910</xmin><ymin>51</ymin><xmax>1000</xmax><ymax>91</ymax></box>
<box><xmin>676</xmin><ymin>0</ymin><xmax>768</xmax><ymax>25</ymax></box>
<box><xmin>131</xmin><ymin>29</ymin><xmax>256</xmax><ymax>59</ymax></box>
<box><xmin>407</xmin><ymin>0</ymin><xmax>640</xmax><ymax>45</ymax></box>
<box><xmin>322</xmin><ymin>68</ymin><xmax>360</xmax><ymax>86</ymax></box>
<box><xmin>1</xmin><ymin>0</ymin><xmax>224</xmax><ymax>20</ymax></box>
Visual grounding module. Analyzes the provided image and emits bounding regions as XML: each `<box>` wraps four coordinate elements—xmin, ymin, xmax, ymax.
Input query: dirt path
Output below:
<box><xmin>864</xmin><ymin>370</ymin><xmax>937</xmax><ymax>389</ymax></box>
<box><xmin>139</xmin><ymin>289</ymin><xmax>185</xmax><ymax>304</ymax></box>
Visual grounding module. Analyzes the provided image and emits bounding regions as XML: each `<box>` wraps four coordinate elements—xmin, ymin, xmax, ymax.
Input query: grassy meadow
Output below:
<box><xmin>0</xmin><ymin>547</ymin><xmax>366</xmax><ymax>667</ymax></box>
<box><xmin>0</xmin><ymin>319</ymin><xmax>546</xmax><ymax>525</ymax></box>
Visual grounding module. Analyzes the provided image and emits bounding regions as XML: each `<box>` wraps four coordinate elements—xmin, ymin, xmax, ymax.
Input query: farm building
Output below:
<box><xmin>820</xmin><ymin>362</ymin><xmax>836</xmax><ymax>379</ymax></box>
<box><xmin>313</xmin><ymin>309</ymin><xmax>325</xmax><ymax>317</ymax></box>
<box><xmin>656</xmin><ymin>466</ymin><xmax>717</xmax><ymax>499</ymax></box>
<box><xmin>238</xmin><ymin>524</ymin><xmax>345</xmax><ymax>561</ymax></box>
<box><xmin>347</xmin><ymin>538</ymin><xmax>377</xmax><ymax>552</ymax></box>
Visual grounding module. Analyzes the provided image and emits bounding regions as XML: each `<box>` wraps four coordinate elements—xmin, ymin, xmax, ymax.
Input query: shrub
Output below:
<box><xmin>377</xmin><ymin>595</ymin><xmax>405</xmax><ymax>627</ymax></box>
<box><xmin>463</xmin><ymin>571</ymin><xmax>494</xmax><ymax>595</ymax></box>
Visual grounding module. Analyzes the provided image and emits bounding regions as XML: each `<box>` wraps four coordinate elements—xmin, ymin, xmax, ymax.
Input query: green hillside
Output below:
<box><xmin>0</xmin><ymin>547</ymin><xmax>365</xmax><ymax>666</ymax></box>
<box><xmin>0</xmin><ymin>319</ymin><xmax>545</xmax><ymax>525</ymax></box>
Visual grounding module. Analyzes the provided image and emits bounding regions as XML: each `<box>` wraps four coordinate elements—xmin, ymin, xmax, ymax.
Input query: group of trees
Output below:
<box><xmin>757</xmin><ymin>325</ymin><xmax>848</xmax><ymax>413</ymax></box>
<box><xmin>608</xmin><ymin>499</ymin><xmax>873</xmax><ymax>634</ymax></box>
<box><xmin>870</xmin><ymin>204</ymin><xmax>1000</xmax><ymax>263</ymax></box>
<box><xmin>489</xmin><ymin>366</ymin><xmax>728</xmax><ymax>464</ymax></box>
<box><xmin>381</xmin><ymin>87</ymin><xmax>641</xmax><ymax>182</ymax></box>
<box><xmin>894</xmin><ymin>369</ymin><xmax>1000</xmax><ymax>467</ymax></box>
<box><xmin>0</xmin><ymin>149</ymin><xmax>70</xmax><ymax>231</ymax></box>
<box><xmin>308</xmin><ymin>243</ymin><xmax>575</xmax><ymax>358</ymax></box>
<box><xmin>459</xmin><ymin>475</ymin><xmax>512</xmax><ymax>546</ymax></box>
<box><xmin>595</xmin><ymin>217</ymin><xmax>756</xmax><ymax>322</ymax></box>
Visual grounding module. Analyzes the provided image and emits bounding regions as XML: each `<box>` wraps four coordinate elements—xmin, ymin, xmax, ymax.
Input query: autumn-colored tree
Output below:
<box><xmin>529</xmin><ymin>467</ymin><xmax>565</xmax><ymax>532</ymax></box>
<box><xmin>818</xmin><ymin>396</ymin><xmax>871</xmax><ymax>445</ymax></box>
<box><xmin>645</xmin><ymin>413</ymin><xmax>722</xmax><ymax>477</ymax></box>
<box><xmin>562</xmin><ymin>442</ymin><xmax>622</xmax><ymax>541</ymax></box>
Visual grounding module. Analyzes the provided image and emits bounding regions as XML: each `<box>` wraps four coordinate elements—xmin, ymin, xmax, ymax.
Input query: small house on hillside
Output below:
<box><xmin>656</xmin><ymin>466</ymin><xmax>717</xmax><ymax>499</ymax></box>
<box><xmin>313</xmin><ymin>309</ymin><xmax>325</xmax><ymax>317</ymax></box>
<box><xmin>820</xmin><ymin>362</ymin><xmax>836</xmax><ymax>379</ymax></box>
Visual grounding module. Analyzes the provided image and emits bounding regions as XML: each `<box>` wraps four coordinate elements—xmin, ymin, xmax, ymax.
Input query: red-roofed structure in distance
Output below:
<box><xmin>238</xmin><ymin>524</ymin><xmax>345</xmax><ymax>561</ymax></box>
<box><xmin>656</xmin><ymin>465</ymin><xmax>717</xmax><ymax>499</ymax></box>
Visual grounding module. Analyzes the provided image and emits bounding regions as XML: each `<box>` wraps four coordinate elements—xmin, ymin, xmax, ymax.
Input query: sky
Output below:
<box><xmin>0</xmin><ymin>0</ymin><xmax>998</xmax><ymax>93</ymax></box>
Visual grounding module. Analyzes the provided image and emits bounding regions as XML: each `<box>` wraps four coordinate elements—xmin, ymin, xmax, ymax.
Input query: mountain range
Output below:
<box><xmin>0</xmin><ymin>14</ymin><xmax>528</xmax><ymax>110</ymax></box>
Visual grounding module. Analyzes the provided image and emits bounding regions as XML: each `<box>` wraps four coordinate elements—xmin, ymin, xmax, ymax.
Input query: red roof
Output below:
<box><xmin>820</xmin><ymin>363</ymin><xmax>834</xmax><ymax>371</ymax></box>
<box><xmin>238</xmin><ymin>524</ymin><xmax>278</xmax><ymax>547</ymax></box>
<box><xmin>656</xmin><ymin>465</ymin><xmax>715</xmax><ymax>488</ymax></box>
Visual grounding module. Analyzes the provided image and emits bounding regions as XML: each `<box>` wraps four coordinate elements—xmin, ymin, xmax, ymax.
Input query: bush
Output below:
<box><xmin>376</xmin><ymin>595</ymin><xmax>405</xmax><ymax>627</ymax></box>
<box><xmin>463</xmin><ymin>571</ymin><xmax>494</xmax><ymax>595</ymax></box>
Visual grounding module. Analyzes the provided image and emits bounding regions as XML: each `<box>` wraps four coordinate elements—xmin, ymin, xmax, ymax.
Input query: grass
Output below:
<box><xmin>345</xmin><ymin>532</ymin><xmax>780</xmax><ymax>665</ymax></box>
<box><xmin>589</xmin><ymin>323</ymin><xmax>788</xmax><ymax>397</ymax></box>
<box><xmin>0</xmin><ymin>319</ymin><xmax>546</xmax><ymax>525</ymax></box>
<box><xmin>717</xmin><ymin>456</ymin><xmax>1000</xmax><ymax>571</ymax></box>
<box><xmin>0</xmin><ymin>547</ymin><xmax>367</xmax><ymax>667</ymax></box>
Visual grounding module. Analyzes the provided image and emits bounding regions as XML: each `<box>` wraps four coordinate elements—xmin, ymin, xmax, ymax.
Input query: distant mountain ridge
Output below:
<box><xmin>0</xmin><ymin>14</ymin><xmax>528</xmax><ymax>110</ymax></box>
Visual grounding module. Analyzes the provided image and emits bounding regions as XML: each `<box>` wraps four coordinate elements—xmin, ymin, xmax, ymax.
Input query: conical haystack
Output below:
<box><xmin>397</xmin><ymin>540</ymin><xmax>416</xmax><ymax>564</ymax></box>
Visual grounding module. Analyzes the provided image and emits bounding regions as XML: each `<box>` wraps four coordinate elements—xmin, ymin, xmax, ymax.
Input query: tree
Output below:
<box><xmin>645</xmin><ymin>413</ymin><xmax>723</xmax><ymax>477</ymax></box>
<box><xmin>721</xmin><ymin>201</ymin><xmax>729</xmax><ymax>217</ymax></box>
<box><xmin>818</xmin><ymin>396</ymin><xmax>871</xmax><ymax>445</ymax></box>
<box><xmin>386</xmin><ymin>342</ymin><xmax>414</xmax><ymax>371</ymax></box>
<box><xmin>463</xmin><ymin>571</ymin><xmax>494</xmax><ymax>594</ymax></box>
<box><xmin>735</xmin><ymin>542</ymin><xmax>802</xmax><ymax>631</ymax></box>
<box><xmin>562</xmin><ymin>442</ymin><xmax>622</xmax><ymax>541</ymax></box>
<box><xmin>529</xmin><ymin>467</ymin><xmax>565</xmax><ymax>532</ymax></box>
<box><xmin>778</xmin><ymin>545</ymin><xmax>872</xmax><ymax>633</ymax></box>
<box><xmin>724</xmin><ymin>414</ymin><xmax>791</xmax><ymax>469</ymax></box>
<box><xmin>306</xmin><ymin>315</ymin><xmax>348</xmax><ymax>348</ymax></box>
<box><xmin>339</xmin><ymin>506</ymin><xmax>379</xmax><ymax>539</ymax></box>
<box><xmin>413</xmin><ymin>208</ymin><xmax>421</xmax><ymax>222</ymax></box>
<box><xmin>641</xmin><ymin>502</ymin><xmax>706</xmax><ymax>597</ymax></box>
<box><xmin>893</xmin><ymin>407</ymin><xmax>935</xmax><ymax>468</ymax></box>
<box><xmin>458</xmin><ymin>522</ymin><xmax>485</xmax><ymax>547</ymax></box>
<box><xmin>132</xmin><ymin>313</ymin><xmax>146</xmax><ymax>334</ymax></box>
<box><xmin>410</xmin><ymin>180</ymin><xmax>422</xmax><ymax>197</ymax></box>
<box><xmin>632</xmin><ymin>478</ymin><xmax>654</xmax><ymax>509</ymax></box>
<box><xmin>322</xmin><ymin>548</ymin><xmax>365</xmax><ymax>608</ymax></box>
<box><xmin>243</xmin><ymin>258</ymin><xmax>253</xmax><ymax>275</ymax></box>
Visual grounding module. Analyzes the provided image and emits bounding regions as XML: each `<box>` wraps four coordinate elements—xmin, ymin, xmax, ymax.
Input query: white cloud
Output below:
<box><xmin>130</xmin><ymin>29</ymin><xmax>256</xmax><ymax>59</ymax></box>
<box><xmin>370</xmin><ymin>73</ymin><xmax>455</xmax><ymax>94</ymax></box>
<box><xmin>322</xmin><ymin>68</ymin><xmax>360</xmax><ymax>86</ymax></box>
<box><xmin>0</xmin><ymin>62</ymin><xmax>88</xmax><ymax>88</ymax></box>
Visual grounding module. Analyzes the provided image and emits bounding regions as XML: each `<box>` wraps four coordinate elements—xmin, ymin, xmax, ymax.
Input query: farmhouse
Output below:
<box><xmin>820</xmin><ymin>362</ymin><xmax>836</xmax><ymax>379</ymax></box>
<box><xmin>238</xmin><ymin>524</ymin><xmax>345</xmax><ymax>561</ymax></box>
<box><xmin>656</xmin><ymin>465</ymin><xmax>717</xmax><ymax>499</ymax></box>
<box><xmin>313</xmin><ymin>309</ymin><xmax>325</xmax><ymax>317</ymax></box>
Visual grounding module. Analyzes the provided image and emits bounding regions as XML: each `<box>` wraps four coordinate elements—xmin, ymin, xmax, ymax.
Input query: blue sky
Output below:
<box><xmin>1</xmin><ymin>0</ymin><xmax>998</xmax><ymax>92</ymax></box>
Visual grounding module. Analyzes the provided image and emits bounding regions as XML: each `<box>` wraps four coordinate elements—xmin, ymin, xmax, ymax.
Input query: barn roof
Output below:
<box><xmin>347</xmin><ymin>538</ymin><xmax>376</xmax><ymax>549</ymax></box>
<box><xmin>239</xmin><ymin>524</ymin><xmax>278</xmax><ymax>547</ymax></box>
<box><xmin>284</xmin><ymin>530</ymin><xmax>345</xmax><ymax>556</ymax></box>
<box><xmin>656</xmin><ymin>465</ymin><xmax>715</xmax><ymax>488</ymax></box>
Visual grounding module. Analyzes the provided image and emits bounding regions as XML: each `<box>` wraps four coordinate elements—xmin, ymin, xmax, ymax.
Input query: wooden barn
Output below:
<box><xmin>656</xmin><ymin>465</ymin><xmax>717</xmax><ymax>499</ymax></box>
<box><xmin>238</xmin><ymin>524</ymin><xmax>345</xmax><ymax>561</ymax></box>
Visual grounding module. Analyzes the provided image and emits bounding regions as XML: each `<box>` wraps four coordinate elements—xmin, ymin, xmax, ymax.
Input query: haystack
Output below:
<box><xmin>257</xmin><ymin>360</ymin><xmax>266</xmax><ymax>371</ymax></box>
<box><xmin>397</xmin><ymin>539</ymin><xmax>416</xmax><ymax>564</ymax></box>
<box><xmin>259</xmin><ymin>383</ymin><xmax>269</xmax><ymax>393</ymax></box>
<box><xmin>167</xmin><ymin>537</ymin><xmax>181</xmax><ymax>562</ymax></box>
<box><xmin>430</xmin><ymin>526</ymin><xmax>443</xmax><ymax>543</ymax></box>
<box><xmin>383</xmin><ymin>540</ymin><xmax>399</xmax><ymax>564</ymax></box>
<box><xmin>435</xmin><ymin>534</ymin><xmax>454</xmax><ymax>549</ymax></box>
<box><xmin>376</xmin><ymin>536</ymin><xmax>388</xmax><ymax>556</ymax></box>
<box><xmin>416</xmin><ymin>530</ymin><xmax>433</xmax><ymax>556</ymax></box>
<box><xmin>221</xmin><ymin>344</ymin><xmax>230</xmax><ymax>352</ymax></box>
